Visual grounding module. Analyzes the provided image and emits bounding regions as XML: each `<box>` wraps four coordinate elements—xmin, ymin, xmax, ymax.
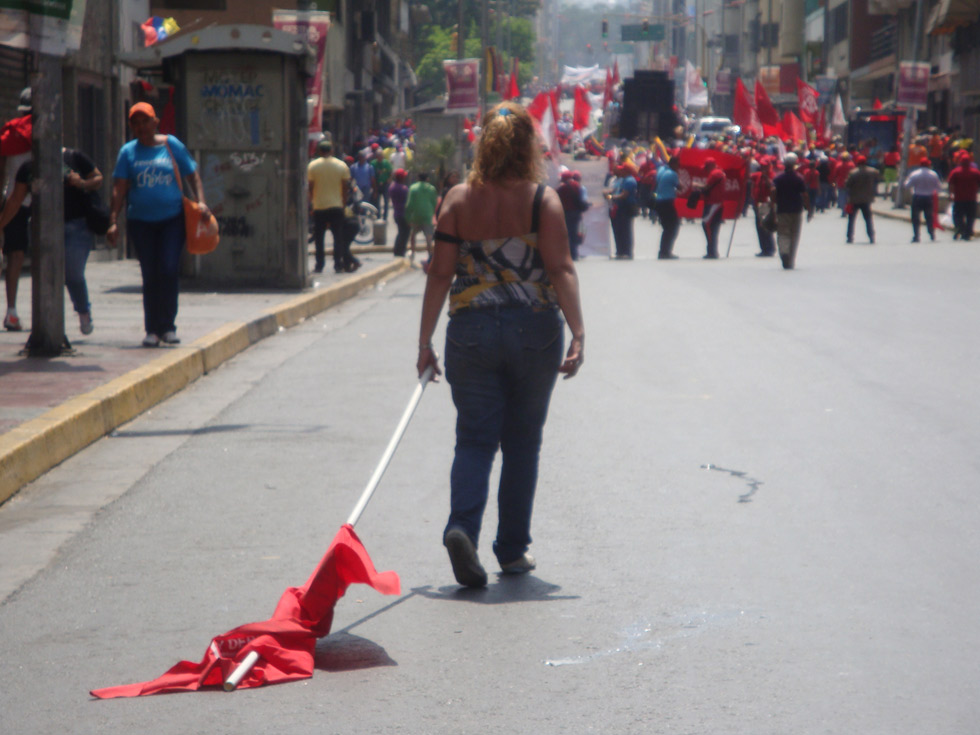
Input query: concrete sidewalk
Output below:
<box><xmin>0</xmin><ymin>249</ymin><xmax>410</xmax><ymax>505</ymax></box>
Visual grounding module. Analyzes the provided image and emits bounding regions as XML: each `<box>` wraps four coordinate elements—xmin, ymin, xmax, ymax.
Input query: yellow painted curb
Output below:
<box><xmin>0</xmin><ymin>260</ymin><xmax>413</xmax><ymax>505</ymax></box>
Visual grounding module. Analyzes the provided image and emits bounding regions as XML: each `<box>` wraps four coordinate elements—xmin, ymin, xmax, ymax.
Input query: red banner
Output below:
<box><xmin>674</xmin><ymin>148</ymin><xmax>747</xmax><ymax>221</ymax></box>
<box><xmin>444</xmin><ymin>59</ymin><xmax>481</xmax><ymax>112</ymax></box>
<box><xmin>273</xmin><ymin>10</ymin><xmax>331</xmax><ymax>136</ymax></box>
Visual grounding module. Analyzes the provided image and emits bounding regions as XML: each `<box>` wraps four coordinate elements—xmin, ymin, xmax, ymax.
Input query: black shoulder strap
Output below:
<box><xmin>530</xmin><ymin>183</ymin><xmax>546</xmax><ymax>234</ymax></box>
<box><xmin>434</xmin><ymin>229</ymin><xmax>464</xmax><ymax>245</ymax></box>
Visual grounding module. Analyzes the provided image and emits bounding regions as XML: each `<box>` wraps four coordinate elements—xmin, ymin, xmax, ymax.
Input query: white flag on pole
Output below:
<box><xmin>832</xmin><ymin>93</ymin><xmax>847</xmax><ymax>127</ymax></box>
<box><xmin>685</xmin><ymin>61</ymin><xmax>708</xmax><ymax>108</ymax></box>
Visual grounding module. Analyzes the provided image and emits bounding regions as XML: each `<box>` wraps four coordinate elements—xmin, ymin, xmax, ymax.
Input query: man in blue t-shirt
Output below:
<box><xmin>349</xmin><ymin>149</ymin><xmax>376</xmax><ymax>207</ymax></box>
<box><xmin>654</xmin><ymin>156</ymin><xmax>682</xmax><ymax>259</ymax></box>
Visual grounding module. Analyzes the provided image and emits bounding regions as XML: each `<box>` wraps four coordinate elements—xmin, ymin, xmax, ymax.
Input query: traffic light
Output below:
<box><xmin>642</xmin><ymin>19</ymin><xmax>649</xmax><ymax>35</ymax></box>
<box><xmin>601</xmin><ymin>19</ymin><xmax>608</xmax><ymax>38</ymax></box>
<box><xmin>586</xmin><ymin>43</ymin><xmax>593</xmax><ymax>54</ymax></box>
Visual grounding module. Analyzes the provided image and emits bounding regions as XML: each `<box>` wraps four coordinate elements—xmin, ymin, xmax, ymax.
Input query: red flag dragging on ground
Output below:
<box><xmin>674</xmin><ymin>148</ymin><xmax>747</xmax><ymax>221</ymax></box>
<box><xmin>796</xmin><ymin>77</ymin><xmax>819</xmax><ymax>124</ymax></box>
<box><xmin>90</xmin><ymin>525</ymin><xmax>400</xmax><ymax>699</ymax></box>
<box><xmin>754</xmin><ymin>79</ymin><xmax>783</xmax><ymax>139</ymax></box>
<box><xmin>733</xmin><ymin>78</ymin><xmax>763</xmax><ymax>139</ymax></box>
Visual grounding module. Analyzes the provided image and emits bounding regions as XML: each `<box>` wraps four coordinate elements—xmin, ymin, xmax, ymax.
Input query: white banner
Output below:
<box><xmin>561</xmin><ymin>64</ymin><xmax>605</xmax><ymax>85</ymax></box>
<box><xmin>685</xmin><ymin>61</ymin><xmax>708</xmax><ymax>108</ymax></box>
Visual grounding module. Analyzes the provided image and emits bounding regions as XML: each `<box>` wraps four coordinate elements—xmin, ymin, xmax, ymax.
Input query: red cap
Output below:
<box><xmin>855</xmin><ymin>155</ymin><xmax>867</xmax><ymax>165</ymax></box>
<box><xmin>919</xmin><ymin>157</ymin><xmax>931</xmax><ymax>166</ymax></box>
<box><xmin>393</xmin><ymin>168</ymin><xmax>407</xmax><ymax>180</ymax></box>
<box><xmin>128</xmin><ymin>102</ymin><xmax>156</xmax><ymax>121</ymax></box>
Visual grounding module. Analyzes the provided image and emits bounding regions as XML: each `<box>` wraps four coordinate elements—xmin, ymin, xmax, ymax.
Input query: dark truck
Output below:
<box><xmin>846</xmin><ymin>109</ymin><xmax>904</xmax><ymax>162</ymax></box>
<box><xmin>617</xmin><ymin>70</ymin><xmax>678</xmax><ymax>142</ymax></box>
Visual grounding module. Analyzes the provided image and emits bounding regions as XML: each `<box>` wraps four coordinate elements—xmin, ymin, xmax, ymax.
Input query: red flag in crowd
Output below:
<box><xmin>549</xmin><ymin>85</ymin><xmax>561</xmax><ymax>121</ymax></box>
<box><xmin>732</xmin><ymin>78</ymin><xmax>763</xmax><ymax>139</ymax></box>
<box><xmin>674</xmin><ymin>148</ymin><xmax>747</xmax><ymax>221</ymax></box>
<box><xmin>90</xmin><ymin>525</ymin><xmax>400</xmax><ymax>698</ymax></box>
<box><xmin>782</xmin><ymin>110</ymin><xmax>807</xmax><ymax>143</ymax></box>
<box><xmin>526</xmin><ymin>91</ymin><xmax>551</xmax><ymax>122</ymax></box>
<box><xmin>796</xmin><ymin>77</ymin><xmax>819</xmax><ymax>124</ymax></box>
<box><xmin>816</xmin><ymin>104</ymin><xmax>831</xmax><ymax>146</ymax></box>
<box><xmin>873</xmin><ymin>97</ymin><xmax>883</xmax><ymax>110</ymax></box>
<box><xmin>612</xmin><ymin>60</ymin><xmax>620</xmax><ymax>85</ymax></box>
<box><xmin>573</xmin><ymin>85</ymin><xmax>592</xmax><ymax>131</ymax></box>
<box><xmin>754</xmin><ymin>79</ymin><xmax>784</xmax><ymax>139</ymax></box>
<box><xmin>503</xmin><ymin>72</ymin><xmax>518</xmax><ymax>101</ymax></box>
<box><xmin>603</xmin><ymin>67</ymin><xmax>614</xmax><ymax>108</ymax></box>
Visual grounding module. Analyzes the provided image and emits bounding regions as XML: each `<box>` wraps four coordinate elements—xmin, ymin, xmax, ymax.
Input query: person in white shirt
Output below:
<box><xmin>903</xmin><ymin>157</ymin><xmax>942</xmax><ymax>242</ymax></box>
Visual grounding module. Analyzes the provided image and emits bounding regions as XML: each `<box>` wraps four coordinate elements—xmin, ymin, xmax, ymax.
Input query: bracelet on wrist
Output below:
<box><xmin>419</xmin><ymin>342</ymin><xmax>433</xmax><ymax>351</ymax></box>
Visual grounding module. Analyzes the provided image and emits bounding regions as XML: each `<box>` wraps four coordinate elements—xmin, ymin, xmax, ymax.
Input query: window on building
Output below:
<box><xmin>830</xmin><ymin>4</ymin><xmax>849</xmax><ymax>46</ymax></box>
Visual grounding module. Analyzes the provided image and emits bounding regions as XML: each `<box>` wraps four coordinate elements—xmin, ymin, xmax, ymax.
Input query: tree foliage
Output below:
<box><xmin>412</xmin><ymin>15</ymin><xmax>537</xmax><ymax>103</ymax></box>
<box><xmin>420</xmin><ymin>0</ymin><xmax>542</xmax><ymax>29</ymax></box>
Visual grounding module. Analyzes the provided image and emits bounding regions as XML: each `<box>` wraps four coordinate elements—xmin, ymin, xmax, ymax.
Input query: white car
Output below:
<box><xmin>694</xmin><ymin>117</ymin><xmax>734</xmax><ymax>137</ymax></box>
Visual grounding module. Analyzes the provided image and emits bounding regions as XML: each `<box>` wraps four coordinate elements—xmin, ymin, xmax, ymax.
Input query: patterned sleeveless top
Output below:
<box><xmin>437</xmin><ymin>185</ymin><xmax>559</xmax><ymax>316</ymax></box>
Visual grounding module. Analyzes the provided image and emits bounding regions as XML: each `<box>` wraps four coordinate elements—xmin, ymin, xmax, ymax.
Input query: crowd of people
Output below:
<box><xmin>556</xmin><ymin>121</ymin><xmax>979</xmax><ymax>270</ymax></box>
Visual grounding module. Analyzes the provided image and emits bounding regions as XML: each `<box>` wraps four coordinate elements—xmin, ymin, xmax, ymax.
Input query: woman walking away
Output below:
<box><xmin>107</xmin><ymin>103</ymin><xmax>207</xmax><ymax>347</ymax></box>
<box><xmin>416</xmin><ymin>101</ymin><xmax>586</xmax><ymax>588</ymax></box>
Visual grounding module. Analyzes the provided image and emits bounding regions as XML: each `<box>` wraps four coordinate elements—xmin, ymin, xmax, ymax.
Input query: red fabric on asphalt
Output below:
<box><xmin>90</xmin><ymin>524</ymin><xmax>400</xmax><ymax>698</ymax></box>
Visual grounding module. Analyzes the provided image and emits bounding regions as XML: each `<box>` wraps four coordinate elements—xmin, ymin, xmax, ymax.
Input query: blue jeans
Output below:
<box><xmin>444</xmin><ymin>306</ymin><xmax>564</xmax><ymax>564</ymax></box>
<box><xmin>128</xmin><ymin>214</ymin><xmax>184</xmax><ymax>336</ymax></box>
<box><xmin>64</xmin><ymin>217</ymin><xmax>93</xmax><ymax>314</ymax></box>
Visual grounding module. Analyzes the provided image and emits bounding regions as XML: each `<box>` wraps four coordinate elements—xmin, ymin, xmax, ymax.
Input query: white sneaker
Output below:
<box><xmin>142</xmin><ymin>333</ymin><xmax>160</xmax><ymax>347</ymax></box>
<box><xmin>79</xmin><ymin>312</ymin><xmax>93</xmax><ymax>335</ymax></box>
<box><xmin>160</xmin><ymin>331</ymin><xmax>180</xmax><ymax>344</ymax></box>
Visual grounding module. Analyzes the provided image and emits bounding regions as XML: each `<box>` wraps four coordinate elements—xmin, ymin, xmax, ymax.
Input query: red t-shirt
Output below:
<box><xmin>834</xmin><ymin>161</ymin><xmax>855</xmax><ymax>188</ymax></box>
<box><xmin>803</xmin><ymin>168</ymin><xmax>820</xmax><ymax>188</ymax></box>
<box><xmin>703</xmin><ymin>168</ymin><xmax>727</xmax><ymax>206</ymax></box>
<box><xmin>947</xmin><ymin>165</ymin><xmax>980</xmax><ymax>202</ymax></box>
<box><xmin>750</xmin><ymin>171</ymin><xmax>772</xmax><ymax>203</ymax></box>
<box><xmin>883</xmin><ymin>151</ymin><xmax>900</xmax><ymax>167</ymax></box>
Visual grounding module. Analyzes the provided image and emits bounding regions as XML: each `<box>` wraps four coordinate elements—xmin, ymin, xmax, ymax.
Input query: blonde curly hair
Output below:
<box><xmin>468</xmin><ymin>101</ymin><xmax>543</xmax><ymax>186</ymax></box>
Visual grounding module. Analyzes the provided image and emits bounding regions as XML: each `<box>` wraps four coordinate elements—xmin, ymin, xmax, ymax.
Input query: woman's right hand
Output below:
<box><xmin>559</xmin><ymin>336</ymin><xmax>584</xmax><ymax>380</ymax></box>
<box><xmin>417</xmin><ymin>344</ymin><xmax>442</xmax><ymax>382</ymax></box>
<box><xmin>105</xmin><ymin>224</ymin><xmax>119</xmax><ymax>247</ymax></box>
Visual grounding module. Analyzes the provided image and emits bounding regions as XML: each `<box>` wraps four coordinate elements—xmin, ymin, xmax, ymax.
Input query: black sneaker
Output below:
<box><xmin>444</xmin><ymin>527</ymin><xmax>487</xmax><ymax>588</ymax></box>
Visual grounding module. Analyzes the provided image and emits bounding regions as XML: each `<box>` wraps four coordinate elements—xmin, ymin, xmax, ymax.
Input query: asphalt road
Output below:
<box><xmin>1</xmin><ymin>204</ymin><xmax>978</xmax><ymax>734</ymax></box>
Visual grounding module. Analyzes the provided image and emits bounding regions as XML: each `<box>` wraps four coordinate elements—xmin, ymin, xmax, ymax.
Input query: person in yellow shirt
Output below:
<box><xmin>307</xmin><ymin>139</ymin><xmax>358</xmax><ymax>273</ymax></box>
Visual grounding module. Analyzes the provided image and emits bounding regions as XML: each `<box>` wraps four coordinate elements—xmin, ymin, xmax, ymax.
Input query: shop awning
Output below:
<box><xmin>926</xmin><ymin>0</ymin><xmax>980</xmax><ymax>35</ymax></box>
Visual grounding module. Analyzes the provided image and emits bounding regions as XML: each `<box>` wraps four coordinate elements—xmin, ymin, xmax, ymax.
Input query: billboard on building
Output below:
<box><xmin>896</xmin><ymin>61</ymin><xmax>929</xmax><ymax>109</ymax></box>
